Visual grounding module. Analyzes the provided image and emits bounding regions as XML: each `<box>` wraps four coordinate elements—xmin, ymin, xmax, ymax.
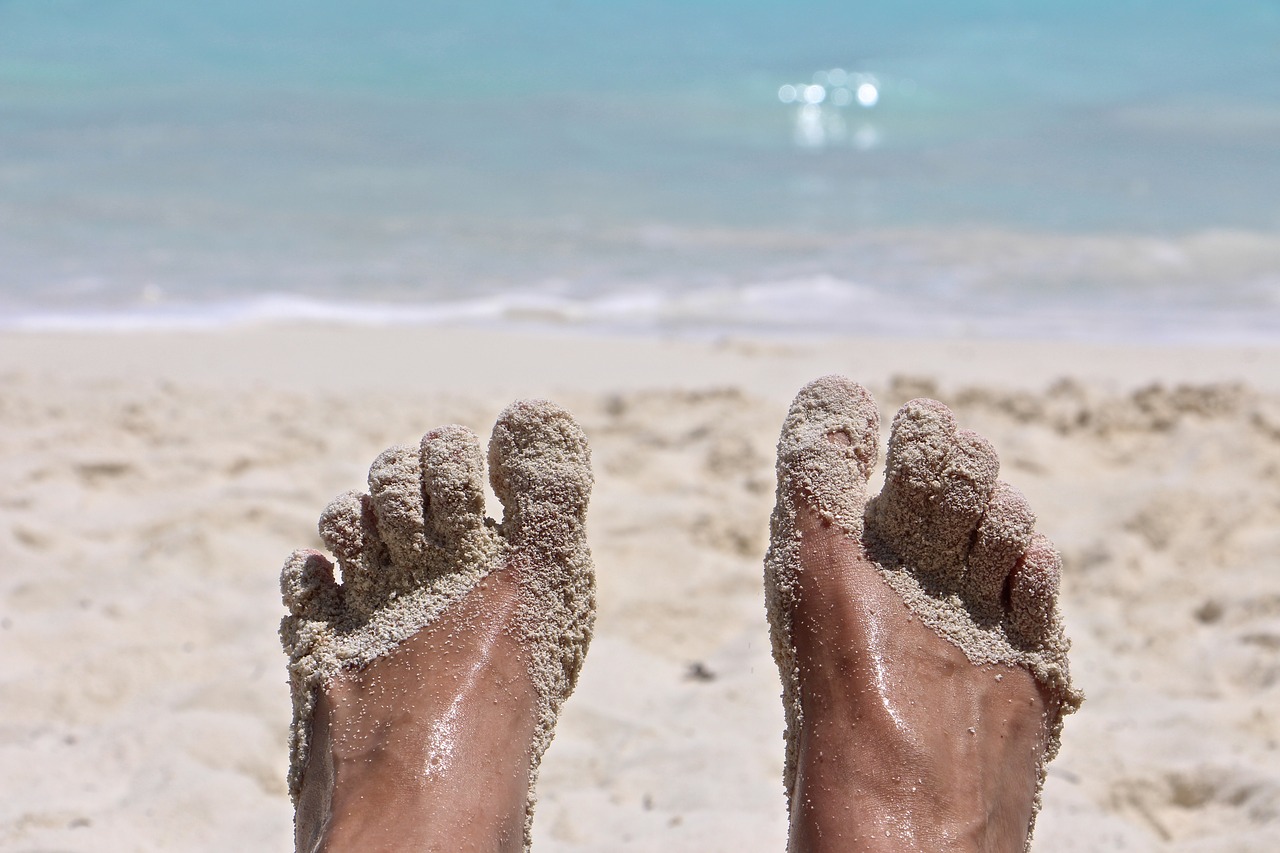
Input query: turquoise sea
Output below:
<box><xmin>2</xmin><ymin>1</ymin><xmax>1279</xmax><ymax>340</ymax></box>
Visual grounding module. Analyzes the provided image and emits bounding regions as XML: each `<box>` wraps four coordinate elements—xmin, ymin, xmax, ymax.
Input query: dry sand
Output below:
<box><xmin>2</xmin><ymin>327</ymin><xmax>1279</xmax><ymax>851</ymax></box>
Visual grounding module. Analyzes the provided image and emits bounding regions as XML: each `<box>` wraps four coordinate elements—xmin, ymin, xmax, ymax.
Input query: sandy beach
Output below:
<box><xmin>2</xmin><ymin>327</ymin><xmax>1279</xmax><ymax>851</ymax></box>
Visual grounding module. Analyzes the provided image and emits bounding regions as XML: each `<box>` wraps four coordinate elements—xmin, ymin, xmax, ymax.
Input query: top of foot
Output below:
<box><xmin>765</xmin><ymin>376</ymin><xmax>1082</xmax><ymax>847</ymax></box>
<box><xmin>279</xmin><ymin>400</ymin><xmax>595</xmax><ymax>805</ymax></box>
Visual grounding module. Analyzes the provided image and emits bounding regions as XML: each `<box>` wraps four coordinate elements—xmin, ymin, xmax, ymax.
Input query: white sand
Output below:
<box><xmin>2</xmin><ymin>327</ymin><xmax>1279</xmax><ymax>851</ymax></box>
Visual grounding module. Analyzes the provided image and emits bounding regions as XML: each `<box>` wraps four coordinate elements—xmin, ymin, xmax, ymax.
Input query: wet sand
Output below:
<box><xmin>2</xmin><ymin>328</ymin><xmax>1279</xmax><ymax>851</ymax></box>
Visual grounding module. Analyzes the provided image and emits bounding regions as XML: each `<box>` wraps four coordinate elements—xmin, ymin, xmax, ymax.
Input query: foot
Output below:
<box><xmin>279</xmin><ymin>401</ymin><xmax>595</xmax><ymax>853</ymax></box>
<box><xmin>765</xmin><ymin>376</ymin><xmax>1082</xmax><ymax>853</ymax></box>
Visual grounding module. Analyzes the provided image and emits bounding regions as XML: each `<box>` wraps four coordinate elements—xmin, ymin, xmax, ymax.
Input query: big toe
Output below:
<box><xmin>776</xmin><ymin>375</ymin><xmax>879</xmax><ymax>534</ymax></box>
<box><xmin>488</xmin><ymin>399</ymin><xmax>592</xmax><ymax>558</ymax></box>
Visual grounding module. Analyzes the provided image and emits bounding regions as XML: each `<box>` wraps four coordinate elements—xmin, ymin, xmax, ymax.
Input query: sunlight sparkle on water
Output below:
<box><xmin>779</xmin><ymin>68</ymin><xmax>881</xmax><ymax>150</ymax></box>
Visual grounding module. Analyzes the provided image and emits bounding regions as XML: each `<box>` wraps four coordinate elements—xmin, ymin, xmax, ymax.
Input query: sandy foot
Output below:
<box><xmin>279</xmin><ymin>400</ymin><xmax>594</xmax><ymax>851</ymax></box>
<box><xmin>765</xmin><ymin>376</ymin><xmax>1082</xmax><ymax>852</ymax></box>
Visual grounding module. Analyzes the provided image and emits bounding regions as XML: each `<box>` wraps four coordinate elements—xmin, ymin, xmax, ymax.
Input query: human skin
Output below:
<box><xmin>785</xmin><ymin>502</ymin><xmax>1056</xmax><ymax>852</ymax></box>
<box><xmin>294</xmin><ymin>569</ymin><xmax>539</xmax><ymax>853</ymax></box>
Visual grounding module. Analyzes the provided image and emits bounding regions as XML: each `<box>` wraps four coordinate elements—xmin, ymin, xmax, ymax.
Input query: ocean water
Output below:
<box><xmin>2</xmin><ymin>1</ymin><xmax>1279</xmax><ymax>341</ymax></box>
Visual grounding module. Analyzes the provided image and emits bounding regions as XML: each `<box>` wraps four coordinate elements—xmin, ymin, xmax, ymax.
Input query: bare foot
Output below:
<box><xmin>765</xmin><ymin>377</ymin><xmax>1082</xmax><ymax>853</ymax></box>
<box><xmin>279</xmin><ymin>401</ymin><xmax>594</xmax><ymax>852</ymax></box>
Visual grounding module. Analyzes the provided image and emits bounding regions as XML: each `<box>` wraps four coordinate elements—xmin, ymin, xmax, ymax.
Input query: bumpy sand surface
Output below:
<box><xmin>2</xmin><ymin>330</ymin><xmax>1280</xmax><ymax>852</ymax></box>
<box><xmin>280</xmin><ymin>402</ymin><xmax>594</xmax><ymax>847</ymax></box>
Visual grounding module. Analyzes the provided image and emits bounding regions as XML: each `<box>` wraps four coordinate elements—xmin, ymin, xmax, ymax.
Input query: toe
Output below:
<box><xmin>488</xmin><ymin>399</ymin><xmax>592</xmax><ymax>557</ymax></box>
<box><xmin>776</xmin><ymin>375</ymin><xmax>879</xmax><ymax>533</ymax></box>
<box><xmin>318</xmin><ymin>489</ymin><xmax>380</xmax><ymax>570</ymax></box>
<box><xmin>367</xmin><ymin>444</ymin><xmax>428</xmax><ymax>568</ymax></box>
<box><xmin>280</xmin><ymin>549</ymin><xmax>343</xmax><ymax>621</ymax></box>
<box><xmin>873</xmin><ymin>399</ymin><xmax>955</xmax><ymax>531</ymax></box>
<box><xmin>935</xmin><ymin>426</ymin><xmax>1001</xmax><ymax>582</ymax></box>
<box><xmin>1008</xmin><ymin>533</ymin><xmax>1061</xmax><ymax>647</ymax></box>
<box><xmin>963</xmin><ymin>481</ymin><xmax>1036</xmax><ymax>616</ymax></box>
<box><xmin>420</xmin><ymin>425</ymin><xmax>489</xmax><ymax>547</ymax></box>
<box><xmin>868</xmin><ymin>399</ymin><xmax>999</xmax><ymax>588</ymax></box>
<box><xmin>945</xmin><ymin>429</ymin><xmax>1000</xmax><ymax>520</ymax></box>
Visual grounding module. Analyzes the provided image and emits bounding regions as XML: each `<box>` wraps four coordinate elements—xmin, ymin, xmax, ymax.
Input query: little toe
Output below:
<box><xmin>488</xmin><ymin>400</ymin><xmax>592</xmax><ymax>558</ymax></box>
<box><xmin>776</xmin><ymin>375</ymin><xmax>879</xmax><ymax>533</ymax></box>
<box><xmin>367</xmin><ymin>444</ymin><xmax>428</xmax><ymax>569</ymax></box>
<box><xmin>962</xmin><ymin>481</ymin><xmax>1036</xmax><ymax>616</ymax></box>
<box><xmin>280</xmin><ymin>549</ymin><xmax>343</xmax><ymax>623</ymax></box>
<box><xmin>868</xmin><ymin>399</ymin><xmax>999</xmax><ymax>589</ymax></box>
<box><xmin>420</xmin><ymin>425</ymin><xmax>490</xmax><ymax>551</ymax></box>
<box><xmin>1008</xmin><ymin>533</ymin><xmax>1062</xmax><ymax>648</ymax></box>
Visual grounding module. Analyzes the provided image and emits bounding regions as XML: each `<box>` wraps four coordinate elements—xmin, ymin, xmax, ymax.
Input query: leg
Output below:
<box><xmin>280</xmin><ymin>401</ymin><xmax>595</xmax><ymax>852</ymax></box>
<box><xmin>765</xmin><ymin>376</ymin><xmax>1082</xmax><ymax>852</ymax></box>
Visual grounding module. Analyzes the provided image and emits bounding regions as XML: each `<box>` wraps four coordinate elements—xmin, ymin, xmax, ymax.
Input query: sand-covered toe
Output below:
<box><xmin>773</xmin><ymin>374</ymin><xmax>879</xmax><ymax>534</ymax></box>
<box><xmin>866</xmin><ymin>399</ymin><xmax>1001</xmax><ymax>588</ymax></box>
<box><xmin>487</xmin><ymin>400</ymin><xmax>596</xmax><ymax>742</ymax></box>
<box><xmin>280</xmin><ymin>550</ymin><xmax>343</xmax><ymax>624</ymax></box>
<box><xmin>420</xmin><ymin>425</ymin><xmax>489</xmax><ymax>549</ymax></box>
<box><xmin>1009</xmin><ymin>533</ymin><xmax>1064</xmax><ymax>646</ymax></box>
<box><xmin>964</xmin><ymin>481</ymin><xmax>1037</xmax><ymax>616</ymax></box>
<box><xmin>490</xmin><ymin>399</ymin><xmax>593</xmax><ymax>554</ymax></box>
<box><xmin>764</xmin><ymin>375</ymin><xmax>881</xmax><ymax>798</ymax></box>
